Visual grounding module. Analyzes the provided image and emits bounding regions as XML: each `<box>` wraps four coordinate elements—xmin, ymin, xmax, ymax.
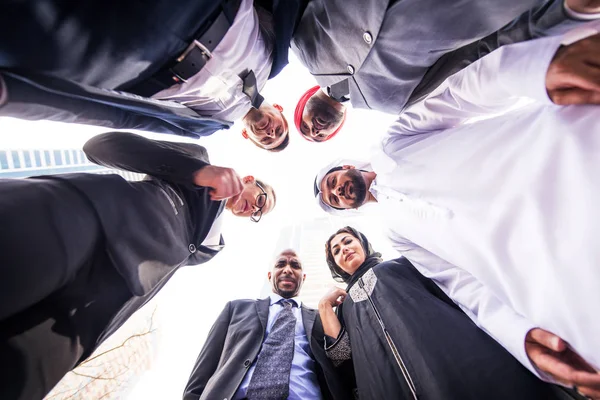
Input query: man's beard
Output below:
<box><xmin>306</xmin><ymin>97</ymin><xmax>344</xmax><ymax>130</ymax></box>
<box><xmin>344</xmin><ymin>169</ymin><xmax>367</xmax><ymax>208</ymax></box>
<box><xmin>275</xmin><ymin>281</ymin><xmax>298</xmax><ymax>298</ymax></box>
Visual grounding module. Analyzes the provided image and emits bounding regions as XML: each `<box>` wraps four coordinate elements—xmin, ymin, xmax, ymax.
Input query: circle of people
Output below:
<box><xmin>1</xmin><ymin>1</ymin><xmax>600</xmax><ymax>399</ymax></box>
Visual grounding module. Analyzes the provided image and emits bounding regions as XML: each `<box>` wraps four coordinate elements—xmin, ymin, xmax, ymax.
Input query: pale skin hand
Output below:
<box><xmin>525</xmin><ymin>328</ymin><xmax>600</xmax><ymax>399</ymax></box>
<box><xmin>546</xmin><ymin>33</ymin><xmax>600</xmax><ymax>105</ymax></box>
<box><xmin>193</xmin><ymin>165</ymin><xmax>244</xmax><ymax>201</ymax></box>
<box><xmin>318</xmin><ymin>287</ymin><xmax>347</xmax><ymax>338</ymax></box>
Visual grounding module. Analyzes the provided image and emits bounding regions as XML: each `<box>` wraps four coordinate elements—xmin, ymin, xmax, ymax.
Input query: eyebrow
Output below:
<box><xmin>331</xmin><ymin>235</ymin><xmax>349</xmax><ymax>252</ymax></box>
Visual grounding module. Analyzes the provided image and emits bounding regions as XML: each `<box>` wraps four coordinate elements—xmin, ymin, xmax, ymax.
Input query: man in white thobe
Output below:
<box><xmin>314</xmin><ymin>21</ymin><xmax>600</xmax><ymax>399</ymax></box>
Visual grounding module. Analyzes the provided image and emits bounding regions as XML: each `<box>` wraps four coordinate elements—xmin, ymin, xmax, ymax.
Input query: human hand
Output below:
<box><xmin>546</xmin><ymin>33</ymin><xmax>600</xmax><ymax>105</ymax></box>
<box><xmin>566</xmin><ymin>0</ymin><xmax>600</xmax><ymax>14</ymax></box>
<box><xmin>525</xmin><ymin>328</ymin><xmax>600</xmax><ymax>399</ymax></box>
<box><xmin>193</xmin><ymin>165</ymin><xmax>244</xmax><ymax>201</ymax></box>
<box><xmin>319</xmin><ymin>287</ymin><xmax>347</xmax><ymax>308</ymax></box>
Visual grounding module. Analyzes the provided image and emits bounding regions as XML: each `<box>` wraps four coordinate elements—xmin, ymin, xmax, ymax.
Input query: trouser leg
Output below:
<box><xmin>0</xmin><ymin>178</ymin><xmax>101</xmax><ymax>321</ymax></box>
<box><xmin>0</xmin><ymin>248</ymin><xmax>132</xmax><ymax>400</ymax></box>
<box><xmin>0</xmin><ymin>0</ymin><xmax>222</xmax><ymax>88</ymax></box>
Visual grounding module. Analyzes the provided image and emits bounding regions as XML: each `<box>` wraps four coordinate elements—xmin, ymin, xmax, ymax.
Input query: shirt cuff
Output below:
<box><xmin>561</xmin><ymin>20</ymin><xmax>600</xmax><ymax>45</ymax></box>
<box><xmin>324</xmin><ymin>329</ymin><xmax>352</xmax><ymax>366</ymax></box>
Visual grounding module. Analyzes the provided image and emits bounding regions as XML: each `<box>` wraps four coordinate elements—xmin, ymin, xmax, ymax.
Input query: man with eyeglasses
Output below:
<box><xmin>0</xmin><ymin>131</ymin><xmax>276</xmax><ymax>399</ymax></box>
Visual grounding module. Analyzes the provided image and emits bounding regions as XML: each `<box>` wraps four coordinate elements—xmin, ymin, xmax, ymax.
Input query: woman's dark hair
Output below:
<box><xmin>325</xmin><ymin>226</ymin><xmax>371</xmax><ymax>283</ymax></box>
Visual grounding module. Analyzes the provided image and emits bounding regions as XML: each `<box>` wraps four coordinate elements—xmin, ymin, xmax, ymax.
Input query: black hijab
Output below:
<box><xmin>325</xmin><ymin>226</ymin><xmax>383</xmax><ymax>289</ymax></box>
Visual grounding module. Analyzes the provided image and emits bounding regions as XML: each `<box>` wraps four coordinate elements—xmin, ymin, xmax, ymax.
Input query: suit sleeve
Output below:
<box><xmin>0</xmin><ymin>70</ymin><xmax>231</xmax><ymax>138</ymax></box>
<box><xmin>385</xmin><ymin>228</ymin><xmax>541</xmax><ymax>379</ymax></box>
<box><xmin>83</xmin><ymin>131</ymin><xmax>210</xmax><ymax>185</ymax></box>
<box><xmin>183</xmin><ymin>302</ymin><xmax>232</xmax><ymax>400</ymax></box>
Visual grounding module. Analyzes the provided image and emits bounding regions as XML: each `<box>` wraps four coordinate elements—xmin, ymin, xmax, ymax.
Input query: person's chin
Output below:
<box><xmin>277</xmin><ymin>285</ymin><xmax>297</xmax><ymax>297</ymax></box>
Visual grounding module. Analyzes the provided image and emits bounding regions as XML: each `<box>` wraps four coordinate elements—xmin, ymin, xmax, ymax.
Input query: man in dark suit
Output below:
<box><xmin>0</xmin><ymin>132</ymin><xmax>277</xmax><ymax>400</ymax></box>
<box><xmin>0</xmin><ymin>0</ymin><xmax>295</xmax><ymax>149</ymax></box>
<box><xmin>0</xmin><ymin>0</ymin><xmax>588</xmax><ymax>143</ymax></box>
<box><xmin>183</xmin><ymin>249</ymin><xmax>353</xmax><ymax>400</ymax></box>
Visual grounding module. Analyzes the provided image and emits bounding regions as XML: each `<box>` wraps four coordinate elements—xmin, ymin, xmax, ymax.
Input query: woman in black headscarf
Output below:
<box><xmin>318</xmin><ymin>226</ymin><xmax>570</xmax><ymax>400</ymax></box>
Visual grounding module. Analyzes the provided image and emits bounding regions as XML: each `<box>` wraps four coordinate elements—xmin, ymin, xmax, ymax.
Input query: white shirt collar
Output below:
<box><xmin>269</xmin><ymin>292</ymin><xmax>302</xmax><ymax>308</ymax></box>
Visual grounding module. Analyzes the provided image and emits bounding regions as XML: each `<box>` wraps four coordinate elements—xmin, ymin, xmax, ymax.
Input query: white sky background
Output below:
<box><xmin>0</xmin><ymin>53</ymin><xmax>398</xmax><ymax>398</ymax></box>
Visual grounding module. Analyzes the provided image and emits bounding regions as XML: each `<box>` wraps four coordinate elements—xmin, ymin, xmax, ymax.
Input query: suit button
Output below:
<box><xmin>363</xmin><ymin>31</ymin><xmax>373</xmax><ymax>44</ymax></box>
<box><xmin>244</xmin><ymin>359</ymin><xmax>251</xmax><ymax>367</ymax></box>
<box><xmin>189</xmin><ymin>244</ymin><xmax>196</xmax><ymax>253</ymax></box>
<box><xmin>346</xmin><ymin>64</ymin><xmax>355</xmax><ymax>74</ymax></box>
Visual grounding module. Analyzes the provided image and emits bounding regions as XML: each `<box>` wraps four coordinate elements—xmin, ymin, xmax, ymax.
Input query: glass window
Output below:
<box><xmin>44</xmin><ymin>151</ymin><xmax>51</xmax><ymax>165</ymax></box>
<box><xmin>64</xmin><ymin>150</ymin><xmax>71</xmax><ymax>164</ymax></box>
<box><xmin>11</xmin><ymin>151</ymin><xmax>21</xmax><ymax>168</ymax></box>
<box><xmin>53</xmin><ymin>150</ymin><xmax>62</xmax><ymax>166</ymax></box>
<box><xmin>71</xmin><ymin>150</ymin><xmax>78</xmax><ymax>164</ymax></box>
<box><xmin>34</xmin><ymin>150</ymin><xmax>42</xmax><ymax>166</ymax></box>
<box><xmin>0</xmin><ymin>152</ymin><xmax>8</xmax><ymax>169</ymax></box>
<box><xmin>23</xmin><ymin>151</ymin><xmax>32</xmax><ymax>168</ymax></box>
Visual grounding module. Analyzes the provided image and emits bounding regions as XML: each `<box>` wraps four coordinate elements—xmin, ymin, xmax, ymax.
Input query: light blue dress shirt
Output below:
<box><xmin>233</xmin><ymin>293</ymin><xmax>323</xmax><ymax>400</ymax></box>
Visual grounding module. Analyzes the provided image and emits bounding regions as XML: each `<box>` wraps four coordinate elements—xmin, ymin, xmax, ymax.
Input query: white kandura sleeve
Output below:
<box><xmin>385</xmin><ymin>228</ymin><xmax>542</xmax><ymax>379</ymax></box>
<box><xmin>388</xmin><ymin>35</ymin><xmax>565</xmax><ymax>138</ymax></box>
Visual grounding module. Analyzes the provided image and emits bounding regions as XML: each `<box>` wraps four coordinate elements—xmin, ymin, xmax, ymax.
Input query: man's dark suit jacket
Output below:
<box><xmin>0</xmin><ymin>0</ymin><xmax>301</xmax><ymax>137</ymax></box>
<box><xmin>73</xmin><ymin>131</ymin><xmax>225</xmax><ymax>297</ymax></box>
<box><xmin>183</xmin><ymin>297</ymin><xmax>354</xmax><ymax>400</ymax></box>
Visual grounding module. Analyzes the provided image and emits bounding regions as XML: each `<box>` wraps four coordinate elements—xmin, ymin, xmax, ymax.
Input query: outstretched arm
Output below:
<box><xmin>84</xmin><ymin>131</ymin><xmax>210</xmax><ymax>185</ymax></box>
<box><xmin>84</xmin><ymin>132</ymin><xmax>243</xmax><ymax>200</ymax></box>
<box><xmin>389</xmin><ymin>23</ymin><xmax>600</xmax><ymax>141</ymax></box>
<box><xmin>183</xmin><ymin>302</ymin><xmax>232</xmax><ymax>400</ymax></box>
<box><xmin>0</xmin><ymin>70</ymin><xmax>230</xmax><ymax>138</ymax></box>
<box><xmin>386</xmin><ymin>229</ymin><xmax>600</xmax><ymax>394</ymax></box>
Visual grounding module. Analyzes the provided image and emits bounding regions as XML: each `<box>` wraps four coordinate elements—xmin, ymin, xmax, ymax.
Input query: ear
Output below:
<box><xmin>342</xmin><ymin>165</ymin><xmax>355</xmax><ymax>170</ymax></box>
<box><xmin>267</xmin><ymin>271</ymin><xmax>272</xmax><ymax>281</ymax></box>
<box><xmin>302</xmin><ymin>273</ymin><xmax>306</xmax><ymax>282</ymax></box>
<box><xmin>273</xmin><ymin>104</ymin><xmax>283</xmax><ymax>113</ymax></box>
<box><xmin>242</xmin><ymin>175</ymin><xmax>255</xmax><ymax>184</ymax></box>
<box><xmin>241</xmin><ymin>129</ymin><xmax>249</xmax><ymax>139</ymax></box>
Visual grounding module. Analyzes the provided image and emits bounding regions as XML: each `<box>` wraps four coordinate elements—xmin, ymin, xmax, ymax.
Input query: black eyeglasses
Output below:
<box><xmin>251</xmin><ymin>181</ymin><xmax>268</xmax><ymax>223</ymax></box>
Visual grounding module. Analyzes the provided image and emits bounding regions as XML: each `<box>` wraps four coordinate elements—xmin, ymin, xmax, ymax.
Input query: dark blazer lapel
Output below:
<box><xmin>256</xmin><ymin>297</ymin><xmax>271</xmax><ymax>335</ymax></box>
<box><xmin>301</xmin><ymin>305</ymin><xmax>317</xmax><ymax>338</ymax></box>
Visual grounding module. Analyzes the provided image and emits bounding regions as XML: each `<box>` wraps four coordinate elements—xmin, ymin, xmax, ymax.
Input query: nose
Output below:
<box><xmin>310</xmin><ymin>127</ymin><xmax>320</xmax><ymax>138</ymax></box>
<box><xmin>282</xmin><ymin>264</ymin><xmax>293</xmax><ymax>274</ymax></box>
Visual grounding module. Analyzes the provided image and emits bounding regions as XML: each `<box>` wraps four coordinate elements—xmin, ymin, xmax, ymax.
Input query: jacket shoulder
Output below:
<box><xmin>228</xmin><ymin>298</ymin><xmax>266</xmax><ymax>309</ymax></box>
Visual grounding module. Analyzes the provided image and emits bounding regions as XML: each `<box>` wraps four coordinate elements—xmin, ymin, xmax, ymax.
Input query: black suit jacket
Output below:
<box><xmin>50</xmin><ymin>132</ymin><xmax>225</xmax><ymax>296</ymax></box>
<box><xmin>183</xmin><ymin>298</ymin><xmax>354</xmax><ymax>400</ymax></box>
<box><xmin>0</xmin><ymin>0</ymin><xmax>301</xmax><ymax>137</ymax></box>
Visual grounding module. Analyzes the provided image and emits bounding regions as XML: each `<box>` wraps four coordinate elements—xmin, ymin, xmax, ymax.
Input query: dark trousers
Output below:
<box><xmin>0</xmin><ymin>178</ymin><xmax>132</xmax><ymax>400</ymax></box>
<box><xmin>0</xmin><ymin>0</ymin><xmax>223</xmax><ymax>90</ymax></box>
